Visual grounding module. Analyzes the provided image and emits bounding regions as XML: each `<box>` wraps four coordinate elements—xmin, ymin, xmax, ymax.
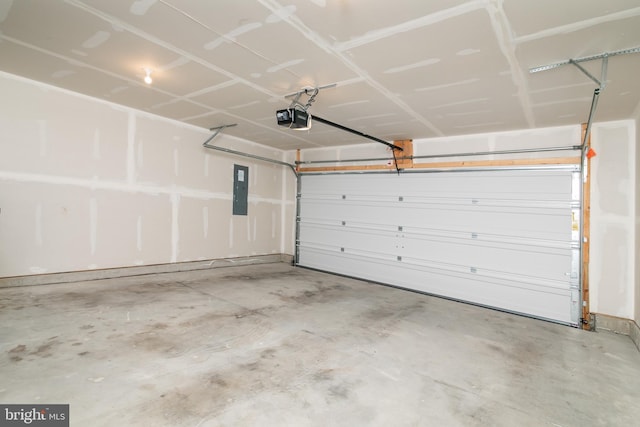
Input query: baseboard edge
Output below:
<box><xmin>594</xmin><ymin>313</ymin><xmax>640</xmax><ymax>352</ymax></box>
<box><xmin>0</xmin><ymin>254</ymin><xmax>294</xmax><ymax>288</ymax></box>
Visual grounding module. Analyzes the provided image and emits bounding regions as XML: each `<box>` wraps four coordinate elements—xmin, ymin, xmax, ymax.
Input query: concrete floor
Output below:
<box><xmin>1</xmin><ymin>262</ymin><xmax>639</xmax><ymax>427</ymax></box>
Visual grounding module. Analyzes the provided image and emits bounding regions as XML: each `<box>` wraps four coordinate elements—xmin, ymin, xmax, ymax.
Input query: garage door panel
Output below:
<box><xmin>301</xmin><ymin>223</ymin><xmax>571</xmax><ymax>282</ymax></box>
<box><xmin>302</xmin><ymin>210</ymin><xmax>571</xmax><ymax>244</ymax></box>
<box><xmin>401</xmin><ymin>238</ymin><xmax>571</xmax><ymax>281</ymax></box>
<box><xmin>301</xmin><ymin>201</ymin><xmax>572</xmax><ymax>239</ymax></box>
<box><xmin>301</xmin><ymin>245</ymin><xmax>571</xmax><ymax>293</ymax></box>
<box><xmin>298</xmin><ymin>169</ymin><xmax>581</xmax><ymax>325</ymax></box>
<box><xmin>300</xmin><ymin>247</ymin><xmax>573</xmax><ymax>324</ymax></box>
<box><xmin>300</xmin><ymin>223</ymin><xmax>398</xmax><ymax>253</ymax></box>
<box><xmin>301</xmin><ymin>172</ymin><xmax>573</xmax><ymax>200</ymax></box>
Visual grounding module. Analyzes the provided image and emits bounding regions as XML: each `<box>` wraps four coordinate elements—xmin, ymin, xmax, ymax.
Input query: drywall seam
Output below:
<box><xmin>253</xmin><ymin>216</ymin><xmax>257</xmax><ymax>242</ymax></box>
<box><xmin>173</xmin><ymin>148</ymin><xmax>179</xmax><ymax>176</ymax></box>
<box><xmin>1</xmin><ymin>72</ymin><xmax>292</xmax><ymax>277</ymax></box>
<box><xmin>2</xmin><ymin>71</ymin><xmax>295</xmax><ymax>159</ymax></box>
<box><xmin>0</xmin><ymin>34</ymin><xmax>183</xmax><ymax>101</ymax></box>
<box><xmin>514</xmin><ymin>7</ymin><xmax>640</xmax><ymax>44</ymax></box>
<box><xmin>413</xmin><ymin>123</ymin><xmax>580</xmax><ymax>145</ymax></box>
<box><xmin>89</xmin><ymin>197</ymin><xmax>98</xmax><ymax>255</ymax></box>
<box><xmin>171</xmin><ymin>193</ymin><xmax>180</xmax><ymax>263</ymax></box>
<box><xmin>486</xmin><ymin>0</ymin><xmax>535</xmax><ymax>128</ymax></box>
<box><xmin>3</xmin><ymin>52</ymin><xmax>306</xmax><ymax>151</ymax></box>
<box><xmin>136</xmin><ymin>139</ymin><xmax>144</xmax><ymax>168</ymax></box>
<box><xmin>35</xmin><ymin>203</ymin><xmax>43</xmax><ymax>247</ymax></box>
<box><xmin>257</xmin><ymin>0</ymin><xmax>443</xmax><ymax>137</ymax></box>
<box><xmin>251</xmin><ymin>195</ymin><xmax>294</xmax><ymax>206</ymax></box>
<box><xmin>0</xmin><ymin>72</ymin><xmax>232</xmax><ymax>141</ymax></box>
<box><xmin>131</xmin><ymin>0</ymin><xmax>157</xmax><ymax>16</ymax></box>
<box><xmin>635</xmin><ymin>118</ymin><xmax>640</xmax><ymax>328</ymax></box>
<box><xmin>329</xmin><ymin>0</ymin><xmax>488</xmax><ymax>51</ymax></box>
<box><xmin>202</xmin><ymin>206</ymin><xmax>209</xmax><ymax>238</ymax></box>
<box><xmin>136</xmin><ymin>215</ymin><xmax>143</xmax><ymax>251</ymax></box>
<box><xmin>0</xmin><ymin>0</ymin><xmax>13</xmax><ymax>22</ymax></box>
<box><xmin>0</xmin><ymin>171</ymin><xmax>293</xmax><ymax>206</ymax></box>
<box><xmin>272</xmin><ymin>209</ymin><xmax>277</xmax><ymax>240</ymax></box>
<box><xmin>127</xmin><ymin>112</ymin><xmax>136</xmax><ymax>184</ymax></box>
<box><xmin>630</xmin><ymin>120</ymin><xmax>638</xmax><ymax>324</ymax></box>
<box><xmin>65</xmin><ymin>0</ymin><xmax>280</xmax><ymax>99</ymax></box>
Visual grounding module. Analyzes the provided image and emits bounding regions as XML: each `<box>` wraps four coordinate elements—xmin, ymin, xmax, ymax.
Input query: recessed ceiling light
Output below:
<box><xmin>143</xmin><ymin>68</ymin><xmax>153</xmax><ymax>85</ymax></box>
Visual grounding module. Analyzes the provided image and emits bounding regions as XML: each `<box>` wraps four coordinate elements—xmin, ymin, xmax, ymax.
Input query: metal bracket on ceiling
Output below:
<box><xmin>530</xmin><ymin>46</ymin><xmax>640</xmax><ymax>151</ymax></box>
<box><xmin>201</xmin><ymin>123</ymin><xmax>298</xmax><ymax>176</ymax></box>
<box><xmin>288</xmin><ymin>88</ymin><xmax>318</xmax><ymax>111</ymax></box>
<box><xmin>202</xmin><ymin>123</ymin><xmax>238</xmax><ymax>146</ymax></box>
<box><xmin>529</xmin><ymin>46</ymin><xmax>640</xmax><ymax>90</ymax></box>
<box><xmin>284</xmin><ymin>83</ymin><xmax>337</xmax><ymax>111</ymax></box>
<box><xmin>569</xmin><ymin>57</ymin><xmax>607</xmax><ymax>89</ymax></box>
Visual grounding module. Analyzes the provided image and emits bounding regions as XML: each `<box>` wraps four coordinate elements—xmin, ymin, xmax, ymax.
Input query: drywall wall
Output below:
<box><xmin>298</xmin><ymin>122</ymin><xmax>637</xmax><ymax>322</ymax></box>
<box><xmin>412</xmin><ymin>125</ymin><xmax>581</xmax><ymax>161</ymax></box>
<box><xmin>0</xmin><ymin>72</ymin><xmax>295</xmax><ymax>277</ymax></box>
<box><xmin>636</xmin><ymin>115</ymin><xmax>640</xmax><ymax>327</ymax></box>
<box><xmin>590</xmin><ymin>121</ymin><xmax>636</xmax><ymax>320</ymax></box>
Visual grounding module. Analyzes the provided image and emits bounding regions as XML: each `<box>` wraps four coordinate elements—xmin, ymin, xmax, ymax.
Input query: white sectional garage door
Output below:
<box><xmin>297</xmin><ymin>168</ymin><xmax>582</xmax><ymax>325</ymax></box>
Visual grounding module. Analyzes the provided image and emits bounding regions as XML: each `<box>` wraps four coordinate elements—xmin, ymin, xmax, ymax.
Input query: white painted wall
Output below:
<box><xmin>636</xmin><ymin>115</ymin><xmax>640</xmax><ymax>327</ymax></box>
<box><xmin>590</xmin><ymin>121</ymin><xmax>636</xmax><ymax>319</ymax></box>
<box><xmin>298</xmin><ymin>122</ymin><xmax>638</xmax><ymax>321</ymax></box>
<box><xmin>0</xmin><ymin>72</ymin><xmax>295</xmax><ymax>277</ymax></box>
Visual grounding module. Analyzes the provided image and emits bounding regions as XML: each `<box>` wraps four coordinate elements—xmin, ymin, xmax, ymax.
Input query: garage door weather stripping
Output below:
<box><xmin>297</xmin><ymin>167</ymin><xmax>582</xmax><ymax>326</ymax></box>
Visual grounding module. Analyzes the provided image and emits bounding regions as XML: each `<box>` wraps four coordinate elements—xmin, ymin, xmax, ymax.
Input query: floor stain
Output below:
<box><xmin>8</xmin><ymin>344</ymin><xmax>26</xmax><ymax>362</ymax></box>
<box><xmin>29</xmin><ymin>340</ymin><xmax>60</xmax><ymax>358</ymax></box>
<box><xmin>313</xmin><ymin>369</ymin><xmax>334</xmax><ymax>382</ymax></box>
<box><xmin>2</xmin><ymin>264</ymin><xmax>639</xmax><ymax>427</ymax></box>
<box><xmin>328</xmin><ymin>383</ymin><xmax>350</xmax><ymax>400</ymax></box>
<box><xmin>207</xmin><ymin>374</ymin><xmax>228</xmax><ymax>388</ymax></box>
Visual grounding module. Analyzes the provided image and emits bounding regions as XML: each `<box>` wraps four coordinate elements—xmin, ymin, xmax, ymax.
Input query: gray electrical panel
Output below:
<box><xmin>233</xmin><ymin>164</ymin><xmax>248</xmax><ymax>215</ymax></box>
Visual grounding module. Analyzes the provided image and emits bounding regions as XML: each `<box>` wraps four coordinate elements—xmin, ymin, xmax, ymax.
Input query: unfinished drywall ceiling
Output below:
<box><xmin>0</xmin><ymin>0</ymin><xmax>639</xmax><ymax>149</ymax></box>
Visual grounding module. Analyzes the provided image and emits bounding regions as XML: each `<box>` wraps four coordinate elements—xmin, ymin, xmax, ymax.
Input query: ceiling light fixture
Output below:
<box><xmin>143</xmin><ymin>68</ymin><xmax>153</xmax><ymax>85</ymax></box>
